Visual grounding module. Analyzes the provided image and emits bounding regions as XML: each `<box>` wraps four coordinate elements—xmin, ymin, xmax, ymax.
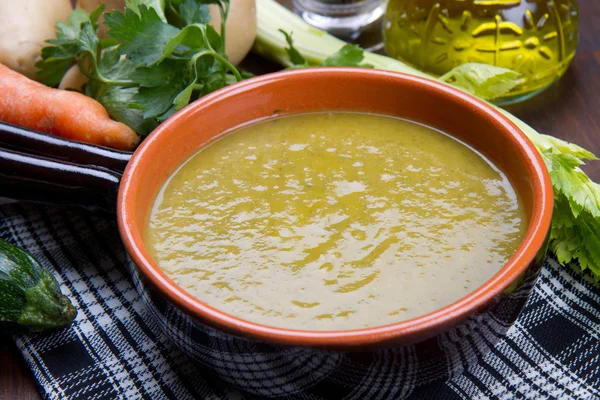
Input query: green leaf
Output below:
<box><xmin>55</xmin><ymin>8</ymin><xmax>94</xmax><ymax>41</ymax></box>
<box><xmin>130</xmin><ymin>59</ymin><xmax>179</xmax><ymax>87</ymax></box>
<box><xmin>98</xmin><ymin>85</ymin><xmax>159</xmax><ymax>135</ymax></box>
<box><xmin>157</xmin><ymin>105</ymin><xmax>178</xmax><ymax>121</ymax></box>
<box><xmin>583</xmin><ymin>231</ymin><xmax>600</xmax><ymax>270</ymax></box>
<box><xmin>543</xmin><ymin>147</ymin><xmax>600</xmax><ymax>219</ymax></box>
<box><xmin>279</xmin><ymin>30</ymin><xmax>308</xmax><ymax>67</ymax></box>
<box><xmin>35</xmin><ymin>58</ymin><xmax>74</xmax><ymax>87</ymax></box>
<box><xmin>105</xmin><ymin>5</ymin><xmax>180</xmax><ymax>65</ymax></box>
<box><xmin>322</xmin><ymin>44</ymin><xmax>373</xmax><ymax>68</ymax></box>
<box><xmin>205</xmin><ymin>23</ymin><xmax>225</xmax><ymax>54</ymax></box>
<box><xmin>279</xmin><ymin>31</ymin><xmax>373</xmax><ymax>69</ymax></box>
<box><xmin>531</xmin><ymin>134</ymin><xmax>600</xmax><ymax>278</ymax></box>
<box><xmin>192</xmin><ymin>50</ymin><xmax>230</xmax><ymax>95</ymax></box>
<box><xmin>78</xmin><ymin>22</ymin><xmax>100</xmax><ymax>58</ymax></box>
<box><xmin>179</xmin><ymin>0</ymin><xmax>211</xmax><ymax>25</ymax></box>
<box><xmin>195</xmin><ymin>0</ymin><xmax>229</xmax><ymax>14</ymax></box>
<box><xmin>127</xmin><ymin>0</ymin><xmax>168</xmax><ymax>22</ymax></box>
<box><xmin>35</xmin><ymin>7</ymin><xmax>103</xmax><ymax>86</ymax></box>
<box><xmin>96</xmin><ymin>47</ymin><xmax>138</xmax><ymax>83</ymax></box>
<box><xmin>197</xmin><ymin>0</ymin><xmax>229</xmax><ymax>43</ymax></box>
<box><xmin>162</xmin><ymin>24</ymin><xmax>207</xmax><ymax>57</ymax></box>
<box><xmin>132</xmin><ymin>58</ymin><xmax>197</xmax><ymax>118</ymax></box>
<box><xmin>550</xmin><ymin>198</ymin><xmax>600</xmax><ymax>278</ymax></box>
<box><xmin>135</xmin><ymin>81</ymin><xmax>187</xmax><ymax>118</ymax></box>
<box><xmin>173</xmin><ymin>79</ymin><xmax>197</xmax><ymax>109</ymax></box>
<box><xmin>545</xmin><ymin>135</ymin><xmax>599</xmax><ymax>161</ymax></box>
<box><xmin>88</xmin><ymin>4</ymin><xmax>106</xmax><ymax>26</ymax></box>
<box><xmin>441</xmin><ymin>63</ymin><xmax>523</xmax><ymax>101</ymax></box>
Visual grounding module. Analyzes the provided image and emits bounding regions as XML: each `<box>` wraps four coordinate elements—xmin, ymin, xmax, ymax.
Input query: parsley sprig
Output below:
<box><xmin>37</xmin><ymin>0</ymin><xmax>239</xmax><ymax>134</ymax></box>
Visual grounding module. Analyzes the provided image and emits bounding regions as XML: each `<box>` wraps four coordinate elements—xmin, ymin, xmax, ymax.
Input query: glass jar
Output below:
<box><xmin>293</xmin><ymin>0</ymin><xmax>388</xmax><ymax>49</ymax></box>
<box><xmin>383</xmin><ymin>0</ymin><xmax>579</xmax><ymax>104</ymax></box>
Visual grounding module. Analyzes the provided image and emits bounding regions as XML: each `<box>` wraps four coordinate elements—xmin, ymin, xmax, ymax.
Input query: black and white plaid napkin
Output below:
<box><xmin>1</xmin><ymin>203</ymin><xmax>599</xmax><ymax>400</ymax></box>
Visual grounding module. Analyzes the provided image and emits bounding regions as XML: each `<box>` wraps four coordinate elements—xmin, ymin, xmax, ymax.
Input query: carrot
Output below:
<box><xmin>0</xmin><ymin>63</ymin><xmax>139</xmax><ymax>150</ymax></box>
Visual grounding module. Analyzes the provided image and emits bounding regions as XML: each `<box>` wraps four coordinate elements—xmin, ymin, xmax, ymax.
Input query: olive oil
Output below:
<box><xmin>383</xmin><ymin>0</ymin><xmax>579</xmax><ymax>103</ymax></box>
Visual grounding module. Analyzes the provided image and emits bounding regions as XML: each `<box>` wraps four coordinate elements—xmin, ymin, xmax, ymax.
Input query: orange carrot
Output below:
<box><xmin>0</xmin><ymin>64</ymin><xmax>139</xmax><ymax>150</ymax></box>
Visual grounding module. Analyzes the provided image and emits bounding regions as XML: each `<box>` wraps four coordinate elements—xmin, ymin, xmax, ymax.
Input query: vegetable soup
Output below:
<box><xmin>146</xmin><ymin>112</ymin><xmax>526</xmax><ymax>331</ymax></box>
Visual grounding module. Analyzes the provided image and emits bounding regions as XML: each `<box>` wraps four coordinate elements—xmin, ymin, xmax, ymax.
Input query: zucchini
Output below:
<box><xmin>0</xmin><ymin>238</ymin><xmax>76</xmax><ymax>332</ymax></box>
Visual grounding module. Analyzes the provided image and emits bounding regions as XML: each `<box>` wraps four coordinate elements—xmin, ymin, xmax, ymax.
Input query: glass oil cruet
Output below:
<box><xmin>383</xmin><ymin>0</ymin><xmax>579</xmax><ymax>104</ymax></box>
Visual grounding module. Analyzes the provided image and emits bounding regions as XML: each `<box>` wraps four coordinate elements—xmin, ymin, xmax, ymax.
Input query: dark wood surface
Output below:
<box><xmin>2</xmin><ymin>1</ymin><xmax>599</xmax><ymax>399</ymax></box>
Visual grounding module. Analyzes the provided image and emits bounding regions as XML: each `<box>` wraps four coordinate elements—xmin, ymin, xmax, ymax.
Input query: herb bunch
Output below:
<box><xmin>37</xmin><ymin>0</ymin><xmax>240</xmax><ymax>134</ymax></box>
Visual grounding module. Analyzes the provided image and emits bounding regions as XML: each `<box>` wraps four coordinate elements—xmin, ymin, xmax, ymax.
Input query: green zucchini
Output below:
<box><xmin>0</xmin><ymin>238</ymin><xmax>76</xmax><ymax>332</ymax></box>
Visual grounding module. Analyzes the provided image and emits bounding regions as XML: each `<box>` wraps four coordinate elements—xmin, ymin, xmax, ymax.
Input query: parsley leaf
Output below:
<box><xmin>129</xmin><ymin>21</ymin><xmax>238</xmax><ymax>119</ymax></box>
<box><xmin>131</xmin><ymin>58</ymin><xmax>194</xmax><ymax>118</ymax></box>
<box><xmin>36</xmin><ymin>7</ymin><xmax>104</xmax><ymax>86</ymax></box>
<box><xmin>97</xmin><ymin>86</ymin><xmax>158</xmax><ymax>135</ymax></box>
<box><xmin>105</xmin><ymin>5</ymin><xmax>180</xmax><ymax>66</ymax></box>
<box><xmin>179</xmin><ymin>0</ymin><xmax>211</xmax><ymax>25</ymax></box>
<box><xmin>128</xmin><ymin>0</ymin><xmax>168</xmax><ymax>22</ymax></box>
<box><xmin>35</xmin><ymin>54</ymin><xmax>74</xmax><ymax>88</ymax></box>
<box><xmin>96</xmin><ymin>46</ymin><xmax>138</xmax><ymax>83</ymax></box>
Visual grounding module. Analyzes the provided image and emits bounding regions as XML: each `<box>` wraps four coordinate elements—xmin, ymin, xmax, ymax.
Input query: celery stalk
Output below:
<box><xmin>254</xmin><ymin>0</ymin><xmax>600</xmax><ymax>277</ymax></box>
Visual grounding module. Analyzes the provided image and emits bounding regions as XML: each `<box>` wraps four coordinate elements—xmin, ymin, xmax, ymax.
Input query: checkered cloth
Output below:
<box><xmin>2</xmin><ymin>203</ymin><xmax>599</xmax><ymax>400</ymax></box>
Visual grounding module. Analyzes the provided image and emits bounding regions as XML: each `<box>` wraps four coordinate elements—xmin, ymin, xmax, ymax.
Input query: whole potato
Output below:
<box><xmin>76</xmin><ymin>0</ymin><xmax>256</xmax><ymax>66</ymax></box>
<box><xmin>0</xmin><ymin>0</ymin><xmax>72</xmax><ymax>79</ymax></box>
<box><xmin>209</xmin><ymin>0</ymin><xmax>256</xmax><ymax>66</ymax></box>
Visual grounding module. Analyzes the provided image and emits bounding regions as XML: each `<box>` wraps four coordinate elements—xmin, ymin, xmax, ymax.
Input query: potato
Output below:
<box><xmin>0</xmin><ymin>0</ymin><xmax>72</xmax><ymax>79</ymax></box>
<box><xmin>209</xmin><ymin>0</ymin><xmax>256</xmax><ymax>66</ymax></box>
<box><xmin>76</xmin><ymin>0</ymin><xmax>256</xmax><ymax>66</ymax></box>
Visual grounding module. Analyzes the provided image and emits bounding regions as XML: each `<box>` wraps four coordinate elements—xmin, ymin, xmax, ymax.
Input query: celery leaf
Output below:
<box><xmin>440</xmin><ymin>63</ymin><xmax>522</xmax><ymax>101</ymax></box>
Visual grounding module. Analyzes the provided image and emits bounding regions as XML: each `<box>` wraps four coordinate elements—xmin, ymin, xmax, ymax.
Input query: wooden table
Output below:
<box><xmin>2</xmin><ymin>1</ymin><xmax>599</xmax><ymax>398</ymax></box>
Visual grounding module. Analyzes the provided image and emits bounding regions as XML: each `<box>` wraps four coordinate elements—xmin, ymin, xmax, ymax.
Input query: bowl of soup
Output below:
<box><xmin>118</xmin><ymin>68</ymin><xmax>553</xmax><ymax>398</ymax></box>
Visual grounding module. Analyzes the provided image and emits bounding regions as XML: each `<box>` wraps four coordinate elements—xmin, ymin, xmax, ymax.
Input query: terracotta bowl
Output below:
<box><xmin>117</xmin><ymin>68</ymin><xmax>553</xmax><ymax>398</ymax></box>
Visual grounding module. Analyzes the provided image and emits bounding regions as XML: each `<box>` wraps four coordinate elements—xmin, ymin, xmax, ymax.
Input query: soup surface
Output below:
<box><xmin>146</xmin><ymin>112</ymin><xmax>526</xmax><ymax>331</ymax></box>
